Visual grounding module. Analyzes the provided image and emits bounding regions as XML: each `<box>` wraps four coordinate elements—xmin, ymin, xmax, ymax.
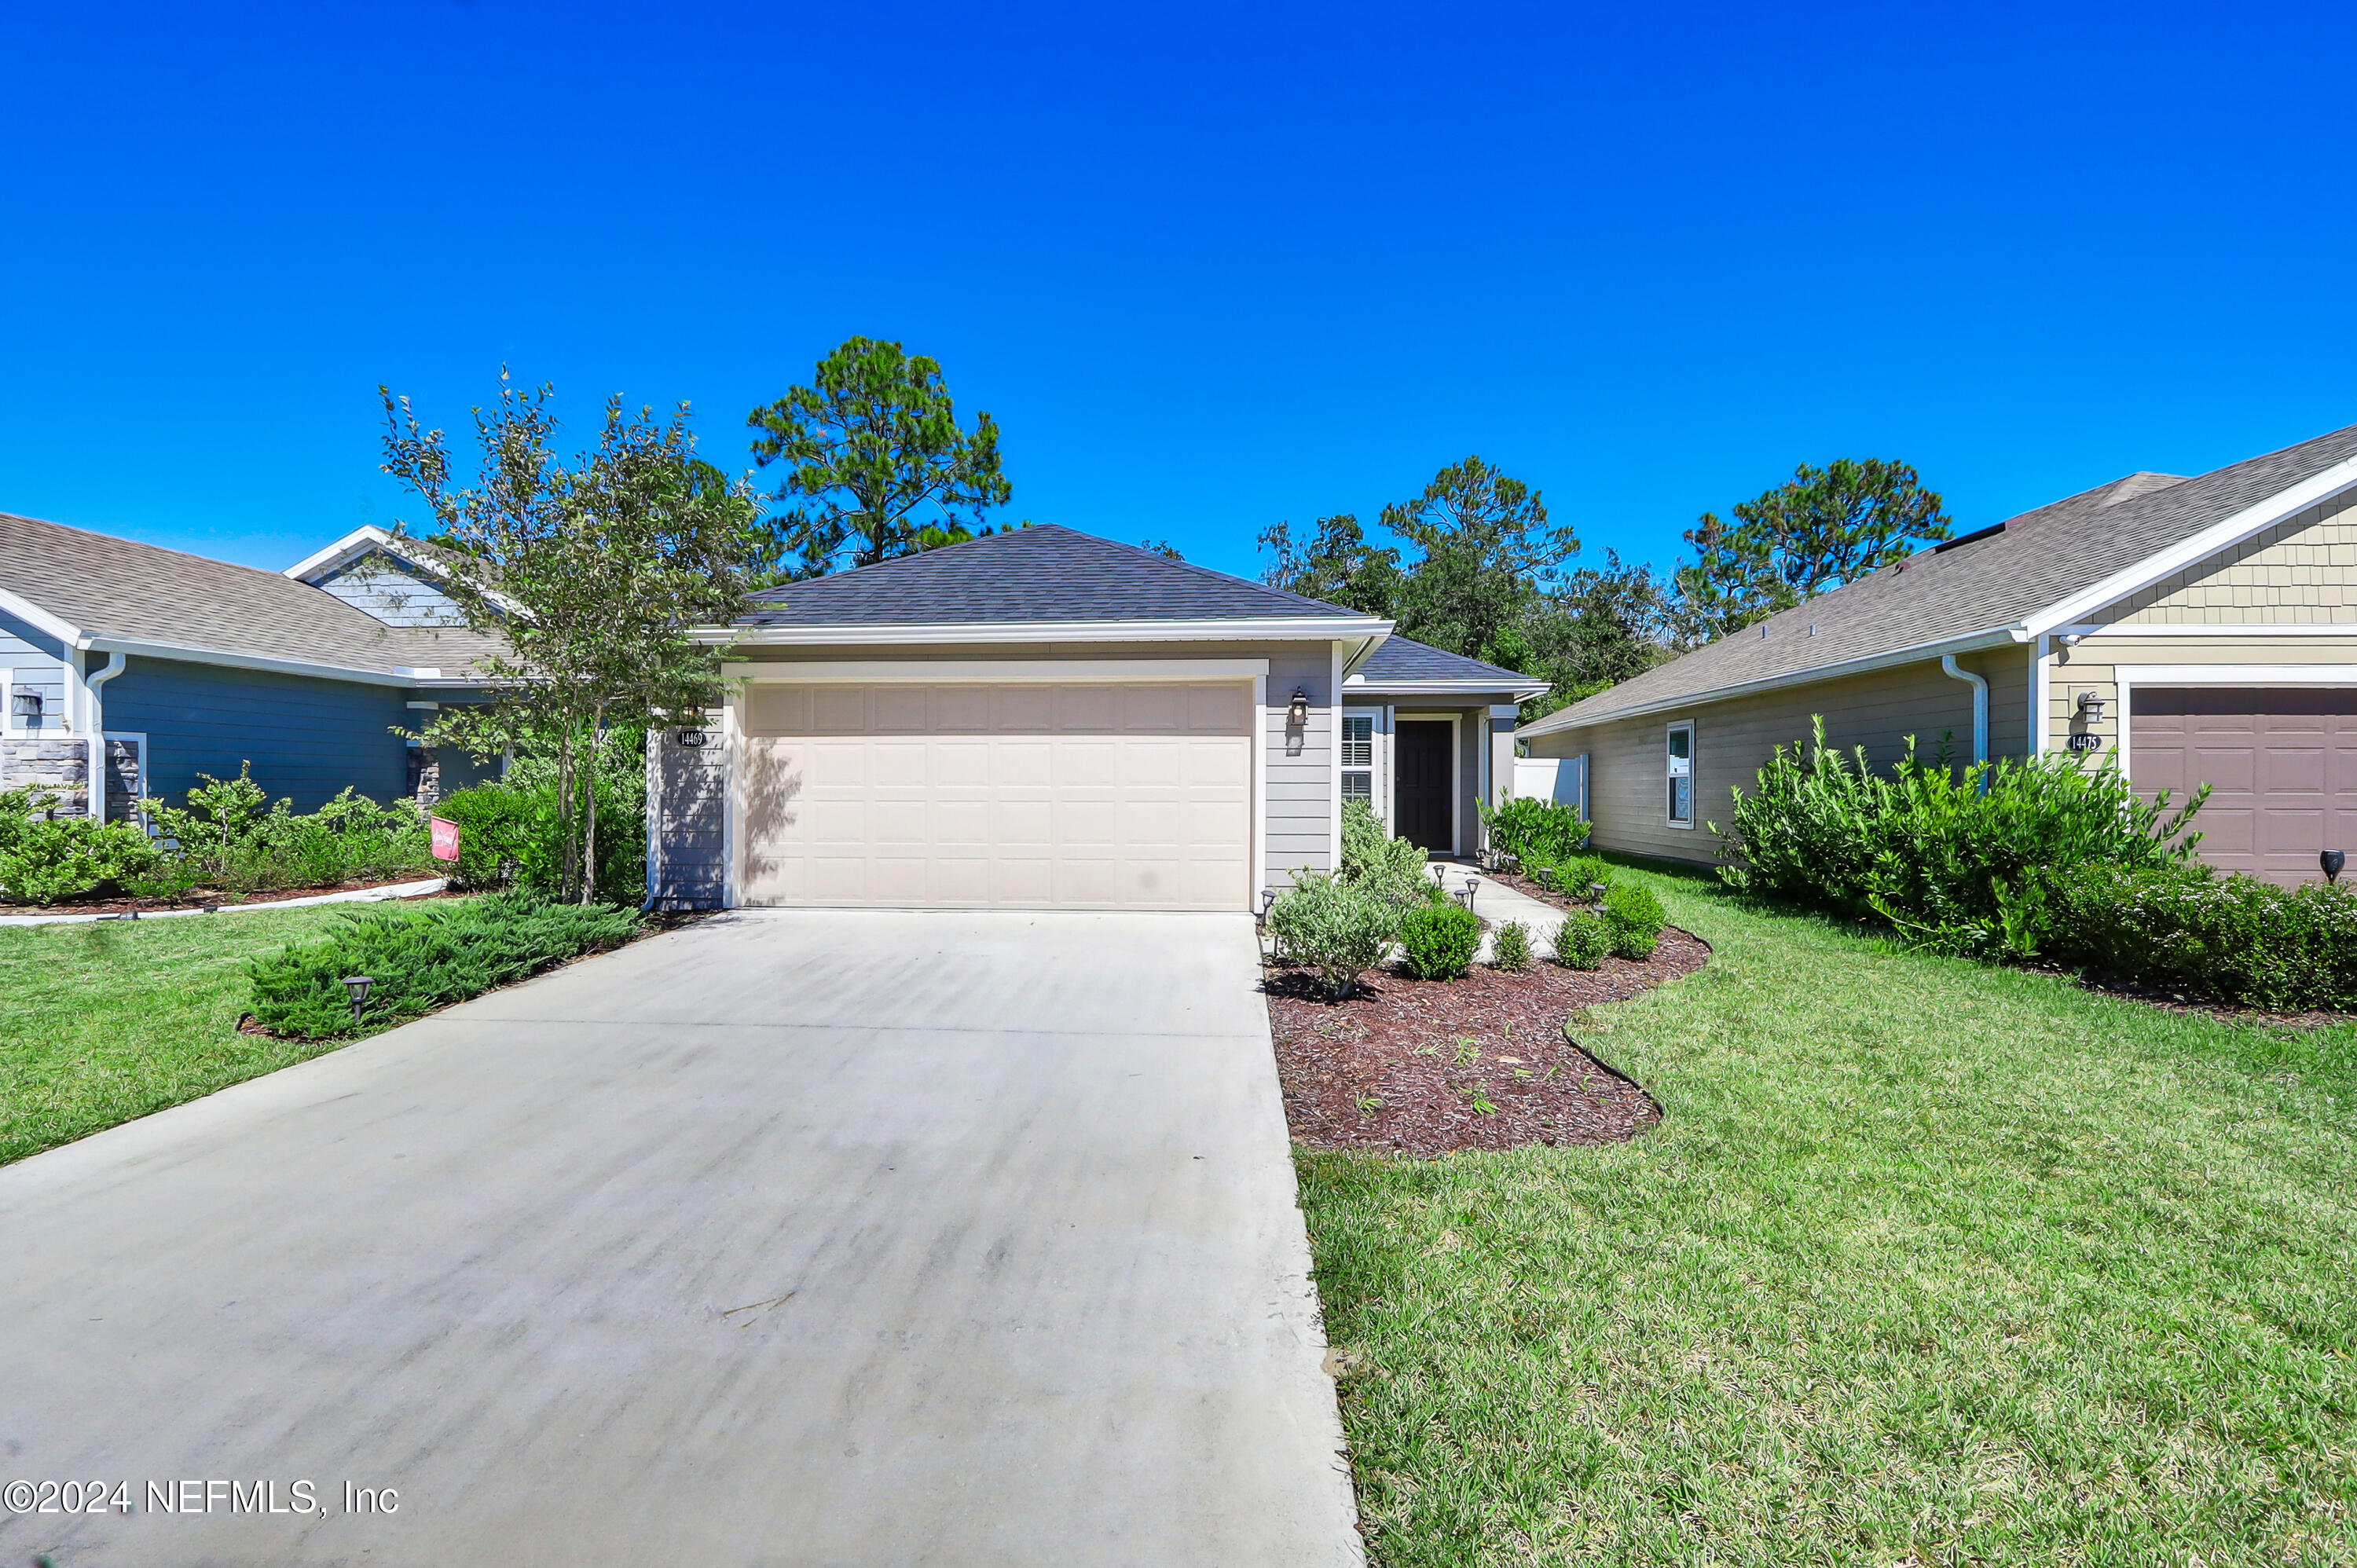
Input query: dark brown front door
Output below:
<box><xmin>1394</xmin><ymin>720</ymin><xmax>1453</xmax><ymax>852</ymax></box>
<box><xmin>2132</xmin><ymin>686</ymin><xmax>2357</xmax><ymax>885</ymax></box>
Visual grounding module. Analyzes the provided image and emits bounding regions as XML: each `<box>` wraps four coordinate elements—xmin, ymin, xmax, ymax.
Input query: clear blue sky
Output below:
<box><xmin>5</xmin><ymin>2</ymin><xmax>2352</xmax><ymax>584</ymax></box>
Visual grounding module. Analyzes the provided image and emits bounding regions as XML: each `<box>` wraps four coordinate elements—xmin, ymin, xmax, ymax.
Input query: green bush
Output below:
<box><xmin>2030</xmin><ymin>862</ymin><xmax>2357</xmax><ymax>1011</ymax></box>
<box><xmin>247</xmin><ymin>892</ymin><xmax>643</xmax><ymax>1039</ymax></box>
<box><xmin>1602</xmin><ymin>881</ymin><xmax>1666</xmax><ymax>960</ymax></box>
<box><xmin>1717</xmin><ymin>718</ymin><xmax>2203</xmax><ymax>956</ymax></box>
<box><xmin>1268</xmin><ymin>870</ymin><xmax>1400</xmax><ymax>998</ymax></box>
<box><xmin>1398</xmin><ymin>902</ymin><xmax>1483</xmax><ymax>980</ymax></box>
<box><xmin>146</xmin><ymin>764</ymin><xmax>432</xmax><ymax>895</ymax></box>
<box><xmin>0</xmin><ymin>810</ymin><xmax>162</xmax><ymax>903</ymax></box>
<box><xmin>434</xmin><ymin>785</ymin><xmax>546</xmax><ymax>892</ymax></box>
<box><xmin>1481</xmin><ymin>795</ymin><xmax>1590</xmax><ymax>868</ymax></box>
<box><xmin>1551</xmin><ymin>910</ymin><xmax>1610</xmax><ymax>969</ymax></box>
<box><xmin>1340</xmin><ymin>799</ymin><xmax>1430</xmax><ymax>907</ymax></box>
<box><xmin>1490</xmin><ymin>919</ymin><xmax>1533</xmax><ymax>972</ymax></box>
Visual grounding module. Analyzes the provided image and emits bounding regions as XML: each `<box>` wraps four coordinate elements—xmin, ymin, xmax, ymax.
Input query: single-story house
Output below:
<box><xmin>646</xmin><ymin>525</ymin><xmax>1548</xmax><ymax>910</ymax></box>
<box><xmin>1519</xmin><ymin>422</ymin><xmax>2357</xmax><ymax>885</ymax></box>
<box><xmin>0</xmin><ymin>516</ymin><xmax>500</xmax><ymax>819</ymax></box>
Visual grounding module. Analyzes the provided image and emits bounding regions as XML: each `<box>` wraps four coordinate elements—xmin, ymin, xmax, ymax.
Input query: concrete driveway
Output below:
<box><xmin>0</xmin><ymin>910</ymin><xmax>1361</xmax><ymax>1567</ymax></box>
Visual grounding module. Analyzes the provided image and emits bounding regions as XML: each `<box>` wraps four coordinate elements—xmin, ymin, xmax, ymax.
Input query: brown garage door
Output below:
<box><xmin>737</xmin><ymin>680</ymin><xmax>1254</xmax><ymax>910</ymax></box>
<box><xmin>2131</xmin><ymin>687</ymin><xmax>2357</xmax><ymax>885</ymax></box>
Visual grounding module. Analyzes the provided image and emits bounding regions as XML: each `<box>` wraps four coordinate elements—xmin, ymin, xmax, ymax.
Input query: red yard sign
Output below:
<box><xmin>430</xmin><ymin>816</ymin><xmax>462</xmax><ymax>863</ymax></box>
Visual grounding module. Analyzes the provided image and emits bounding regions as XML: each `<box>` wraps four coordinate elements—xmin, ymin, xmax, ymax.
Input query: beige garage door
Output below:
<box><xmin>738</xmin><ymin>681</ymin><xmax>1254</xmax><ymax>910</ymax></box>
<box><xmin>2132</xmin><ymin>687</ymin><xmax>2357</xmax><ymax>885</ymax></box>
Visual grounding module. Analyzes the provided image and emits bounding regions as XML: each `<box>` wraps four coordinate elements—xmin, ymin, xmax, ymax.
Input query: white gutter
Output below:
<box><xmin>82</xmin><ymin>650</ymin><xmax>127</xmax><ymax>820</ymax></box>
<box><xmin>77</xmin><ymin>636</ymin><xmax>481</xmax><ymax>689</ymax></box>
<box><xmin>1519</xmin><ymin>626</ymin><xmax>2025</xmax><ymax>738</ymax></box>
<box><xmin>1940</xmin><ymin>654</ymin><xmax>1989</xmax><ymax>771</ymax></box>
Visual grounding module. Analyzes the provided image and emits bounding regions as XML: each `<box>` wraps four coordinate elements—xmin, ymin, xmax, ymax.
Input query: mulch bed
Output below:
<box><xmin>7</xmin><ymin>874</ymin><xmax>447</xmax><ymax>918</ymax></box>
<box><xmin>1264</xmin><ymin>925</ymin><xmax>1711</xmax><ymax>1156</ymax></box>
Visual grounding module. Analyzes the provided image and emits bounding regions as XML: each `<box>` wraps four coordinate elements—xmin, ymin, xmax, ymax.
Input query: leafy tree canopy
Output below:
<box><xmin>379</xmin><ymin>372</ymin><xmax>754</xmax><ymax>900</ymax></box>
<box><xmin>1258</xmin><ymin>513</ymin><xmax>1403</xmax><ymax>618</ymax></box>
<box><xmin>746</xmin><ymin>335</ymin><xmax>1011</xmax><ymax>581</ymax></box>
<box><xmin>1380</xmin><ymin>456</ymin><xmax>1578</xmax><ymax>670</ymax></box>
<box><xmin>1674</xmin><ymin>458</ymin><xmax>1950</xmax><ymax>640</ymax></box>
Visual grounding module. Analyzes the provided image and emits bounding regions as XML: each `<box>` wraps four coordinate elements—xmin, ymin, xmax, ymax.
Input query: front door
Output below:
<box><xmin>1394</xmin><ymin>720</ymin><xmax>1453</xmax><ymax>852</ymax></box>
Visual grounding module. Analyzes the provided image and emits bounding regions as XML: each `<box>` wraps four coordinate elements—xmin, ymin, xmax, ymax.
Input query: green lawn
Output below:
<box><xmin>0</xmin><ymin>907</ymin><xmax>363</xmax><ymax>1165</ymax></box>
<box><xmin>1300</xmin><ymin>863</ymin><xmax>2357</xmax><ymax>1566</ymax></box>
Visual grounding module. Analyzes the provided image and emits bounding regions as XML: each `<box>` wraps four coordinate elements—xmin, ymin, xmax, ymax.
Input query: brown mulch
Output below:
<box><xmin>1264</xmin><ymin>925</ymin><xmax>1711</xmax><ymax>1156</ymax></box>
<box><xmin>12</xmin><ymin>874</ymin><xmax>448</xmax><ymax>918</ymax></box>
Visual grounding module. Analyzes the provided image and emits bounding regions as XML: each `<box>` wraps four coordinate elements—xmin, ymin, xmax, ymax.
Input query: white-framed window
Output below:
<box><xmin>1341</xmin><ymin>713</ymin><xmax>1374</xmax><ymax>804</ymax></box>
<box><xmin>1666</xmin><ymin>720</ymin><xmax>1695</xmax><ymax>827</ymax></box>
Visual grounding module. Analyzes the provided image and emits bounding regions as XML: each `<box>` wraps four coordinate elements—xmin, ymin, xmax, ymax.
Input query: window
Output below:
<box><xmin>1666</xmin><ymin>721</ymin><xmax>1694</xmax><ymax>826</ymax></box>
<box><xmin>1341</xmin><ymin>714</ymin><xmax>1373</xmax><ymax>803</ymax></box>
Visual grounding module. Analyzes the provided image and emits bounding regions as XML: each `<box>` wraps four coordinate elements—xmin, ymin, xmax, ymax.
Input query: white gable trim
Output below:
<box><xmin>2026</xmin><ymin>453</ymin><xmax>2357</xmax><ymax>636</ymax></box>
<box><xmin>0</xmin><ymin>582</ymin><xmax>85</xmax><ymax>648</ymax></box>
<box><xmin>284</xmin><ymin>525</ymin><xmax>398</xmax><ymax>581</ymax></box>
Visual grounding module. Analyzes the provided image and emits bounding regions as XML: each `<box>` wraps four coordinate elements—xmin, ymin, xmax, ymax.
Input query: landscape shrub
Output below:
<box><xmin>0</xmin><ymin>805</ymin><xmax>162</xmax><ymax>903</ymax></box>
<box><xmin>146</xmin><ymin>764</ymin><xmax>433</xmax><ymax>895</ymax></box>
<box><xmin>1547</xmin><ymin>852</ymin><xmax>1614</xmax><ymax>901</ymax></box>
<box><xmin>247</xmin><ymin>891</ymin><xmax>643</xmax><ymax>1039</ymax></box>
<box><xmin>1398</xmin><ymin>902</ymin><xmax>1483</xmax><ymax>980</ymax></box>
<box><xmin>1717</xmin><ymin>718</ymin><xmax>2203</xmax><ymax>956</ymax></box>
<box><xmin>1268</xmin><ymin>870</ymin><xmax>1400</xmax><ymax>998</ymax></box>
<box><xmin>2029</xmin><ymin>862</ymin><xmax>2357</xmax><ymax>1011</ymax></box>
<box><xmin>1340</xmin><ymin>799</ymin><xmax>1431</xmax><ymax>907</ymax></box>
<box><xmin>1490</xmin><ymin>919</ymin><xmax>1533</xmax><ymax>972</ymax></box>
<box><xmin>1601</xmin><ymin>881</ymin><xmax>1666</xmax><ymax>960</ymax></box>
<box><xmin>1481</xmin><ymin>796</ymin><xmax>1590</xmax><ymax>869</ymax></box>
<box><xmin>1550</xmin><ymin>910</ymin><xmax>1610</xmax><ymax>969</ymax></box>
<box><xmin>434</xmin><ymin>786</ymin><xmax>546</xmax><ymax>892</ymax></box>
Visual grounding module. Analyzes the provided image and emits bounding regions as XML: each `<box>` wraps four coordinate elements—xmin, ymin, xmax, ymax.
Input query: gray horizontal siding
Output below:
<box><xmin>1</xmin><ymin>611</ymin><xmax>68</xmax><ymax>733</ymax></box>
<box><xmin>315</xmin><ymin>551</ymin><xmax>467</xmax><ymax>628</ymax></box>
<box><xmin>102</xmin><ymin>657</ymin><xmax>413</xmax><ymax>811</ymax></box>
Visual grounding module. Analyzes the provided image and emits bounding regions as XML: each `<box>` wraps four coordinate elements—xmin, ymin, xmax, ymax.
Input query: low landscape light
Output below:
<box><xmin>341</xmin><ymin>974</ymin><xmax>376</xmax><ymax>1028</ymax></box>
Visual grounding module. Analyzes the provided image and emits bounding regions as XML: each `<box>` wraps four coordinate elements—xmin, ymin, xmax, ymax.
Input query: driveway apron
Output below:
<box><xmin>0</xmin><ymin>909</ymin><xmax>1362</xmax><ymax>1567</ymax></box>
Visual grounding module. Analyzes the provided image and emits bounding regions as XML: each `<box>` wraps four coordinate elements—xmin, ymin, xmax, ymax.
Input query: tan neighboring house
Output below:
<box><xmin>1519</xmin><ymin>423</ymin><xmax>2357</xmax><ymax>885</ymax></box>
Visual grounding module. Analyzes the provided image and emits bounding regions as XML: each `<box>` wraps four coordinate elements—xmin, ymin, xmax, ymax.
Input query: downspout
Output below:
<box><xmin>1941</xmin><ymin>654</ymin><xmax>1989</xmax><ymax>786</ymax></box>
<box><xmin>82</xmin><ymin>650</ymin><xmax>128</xmax><ymax>821</ymax></box>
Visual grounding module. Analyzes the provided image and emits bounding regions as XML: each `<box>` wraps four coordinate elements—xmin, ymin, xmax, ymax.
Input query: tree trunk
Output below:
<box><xmin>556</xmin><ymin>720</ymin><xmax>578</xmax><ymax>902</ymax></box>
<box><xmin>581</xmin><ymin>709</ymin><xmax>603</xmax><ymax>906</ymax></box>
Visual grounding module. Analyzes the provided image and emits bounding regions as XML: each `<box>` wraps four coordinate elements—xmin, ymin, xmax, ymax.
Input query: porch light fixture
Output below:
<box><xmin>2075</xmin><ymin>690</ymin><xmax>2107</xmax><ymax>724</ymax></box>
<box><xmin>341</xmin><ymin>974</ymin><xmax>376</xmax><ymax>1029</ymax></box>
<box><xmin>2325</xmin><ymin>850</ymin><xmax>2347</xmax><ymax>885</ymax></box>
<box><xmin>1286</xmin><ymin>687</ymin><xmax>1309</xmax><ymax>727</ymax></box>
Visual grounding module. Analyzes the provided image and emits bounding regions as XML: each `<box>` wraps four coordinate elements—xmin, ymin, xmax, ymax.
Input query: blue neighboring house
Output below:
<box><xmin>0</xmin><ymin>515</ymin><xmax>503</xmax><ymax>821</ymax></box>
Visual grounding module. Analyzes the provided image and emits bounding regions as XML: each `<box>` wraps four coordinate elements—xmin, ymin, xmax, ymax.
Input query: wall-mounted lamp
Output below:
<box><xmin>1286</xmin><ymin>687</ymin><xmax>1310</xmax><ymax>727</ymax></box>
<box><xmin>11</xmin><ymin>691</ymin><xmax>39</xmax><ymax>725</ymax></box>
<box><xmin>2076</xmin><ymin>690</ymin><xmax>2107</xmax><ymax>724</ymax></box>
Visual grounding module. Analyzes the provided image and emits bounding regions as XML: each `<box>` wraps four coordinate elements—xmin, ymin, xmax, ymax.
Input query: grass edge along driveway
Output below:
<box><xmin>2</xmin><ymin>905</ymin><xmax>368</xmax><ymax>1166</ymax></box>
<box><xmin>1298</xmin><ymin>862</ymin><xmax>2357</xmax><ymax>1566</ymax></box>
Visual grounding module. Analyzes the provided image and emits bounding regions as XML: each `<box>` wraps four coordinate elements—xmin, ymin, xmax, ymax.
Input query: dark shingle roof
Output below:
<box><xmin>1354</xmin><ymin>635</ymin><xmax>1544</xmax><ymax>689</ymax></box>
<box><xmin>1523</xmin><ymin>422</ymin><xmax>2357</xmax><ymax>735</ymax></box>
<box><xmin>0</xmin><ymin>511</ymin><xmax>504</xmax><ymax>679</ymax></box>
<box><xmin>739</xmin><ymin>524</ymin><xmax>1365</xmax><ymax>625</ymax></box>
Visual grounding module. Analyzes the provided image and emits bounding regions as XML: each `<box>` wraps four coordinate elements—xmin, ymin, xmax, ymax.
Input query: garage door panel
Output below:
<box><xmin>2132</xmin><ymin>686</ymin><xmax>2357</xmax><ymax>885</ymax></box>
<box><xmin>740</xmin><ymin>681</ymin><xmax>1252</xmax><ymax>910</ymax></box>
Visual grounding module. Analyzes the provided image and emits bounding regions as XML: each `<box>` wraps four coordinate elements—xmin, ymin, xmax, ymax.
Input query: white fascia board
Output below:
<box><xmin>79</xmin><ymin>636</ymin><xmax>483</xmax><ymax>689</ymax></box>
<box><xmin>283</xmin><ymin>525</ymin><xmax>395</xmax><ymax>581</ymax></box>
<box><xmin>695</xmin><ymin>616</ymin><xmax>1394</xmax><ymax>648</ymax></box>
<box><xmin>1347</xmin><ymin>677</ymin><xmax>1551</xmax><ymax>699</ymax></box>
<box><xmin>2112</xmin><ymin>663</ymin><xmax>2357</xmax><ymax>684</ymax></box>
<box><xmin>0</xmin><ymin>583</ymin><xmax>85</xmax><ymax>648</ymax></box>
<box><xmin>722</xmin><ymin>658</ymin><xmax>1271</xmax><ymax>683</ymax></box>
<box><xmin>2026</xmin><ymin>456</ymin><xmax>2357</xmax><ymax>636</ymax></box>
<box><xmin>1516</xmin><ymin>627</ymin><xmax>2025</xmax><ymax>738</ymax></box>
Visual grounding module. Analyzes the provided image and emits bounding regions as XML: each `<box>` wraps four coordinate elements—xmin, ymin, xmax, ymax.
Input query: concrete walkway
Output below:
<box><xmin>0</xmin><ymin>910</ymin><xmax>1362</xmax><ymax>1567</ymax></box>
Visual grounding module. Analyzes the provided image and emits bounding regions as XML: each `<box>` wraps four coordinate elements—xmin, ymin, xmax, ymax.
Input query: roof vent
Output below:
<box><xmin>1933</xmin><ymin>521</ymin><xmax>2008</xmax><ymax>554</ymax></box>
